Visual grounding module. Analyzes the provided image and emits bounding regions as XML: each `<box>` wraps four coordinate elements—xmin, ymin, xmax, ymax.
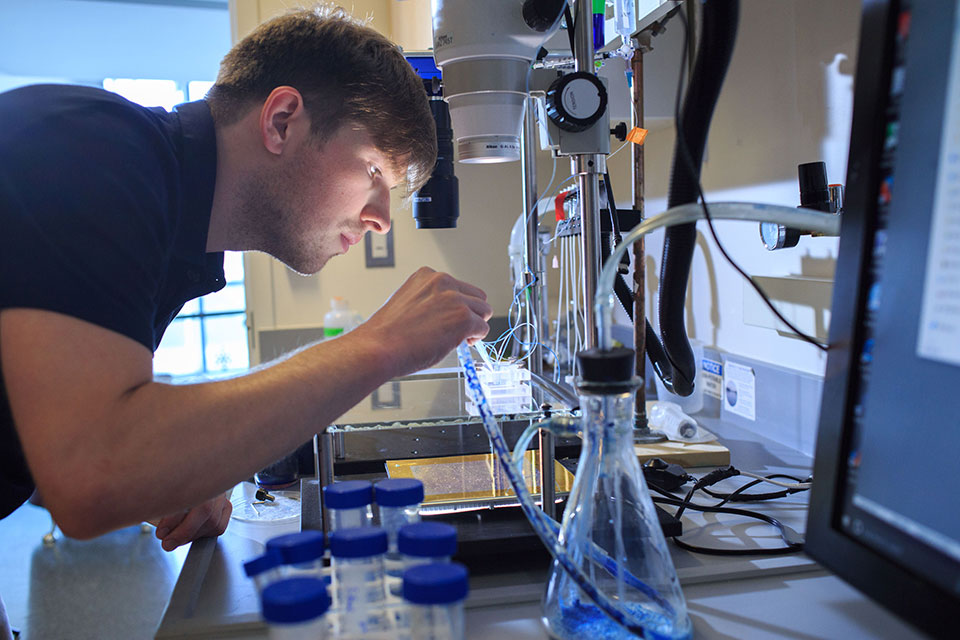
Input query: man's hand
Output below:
<box><xmin>152</xmin><ymin>493</ymin><xmax>232</xmax><ymax>552</ymax></box>
<box><xmin>354</xmin><ymin>267</ymin><xmax>493</xmax><ymax>376</ymax></box>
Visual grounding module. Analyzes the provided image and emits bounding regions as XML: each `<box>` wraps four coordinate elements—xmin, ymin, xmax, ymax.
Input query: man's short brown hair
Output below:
<box><xmin>207</xmin><ymin>5</ymin><xmax>436</xmax><ymax>195</ymax></box>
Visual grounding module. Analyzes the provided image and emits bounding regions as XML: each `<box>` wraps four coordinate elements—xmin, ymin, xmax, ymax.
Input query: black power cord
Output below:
<box><xmin>672</xmin><ymin>8</ymin><xmax>828</xmax><ymax>352</ymax></box>
<box><xmin>649</xmin><ymin>465</ymin><xmax>808</xmax><ymax>556</ymax></box>
<box><xmin>701</xmin><ymin>473</ymin><xmax>810</xmax><ymax>503</ymax></box>
<box><xmin>563</xmin><ymin>5</ymin><xmax>576</xmax><ymax>56</ymax></box>
<box><xmin>654</xmin><ymin>494</ymin><xmax>805</xmax><ymax>556</ymax></box>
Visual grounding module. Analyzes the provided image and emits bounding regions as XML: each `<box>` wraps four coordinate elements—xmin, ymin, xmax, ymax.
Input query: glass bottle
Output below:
<box><xmin>542</xmin><ymin>384</ymin><xmax>692</xmax><ymax>639</ymax></box>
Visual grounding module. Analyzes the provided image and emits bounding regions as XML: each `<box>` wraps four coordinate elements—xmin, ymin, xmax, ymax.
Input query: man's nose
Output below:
<box><xmin>361</xmin><ymin>189</ymin><xmax>392</xmax><ymax>234</ymax></box>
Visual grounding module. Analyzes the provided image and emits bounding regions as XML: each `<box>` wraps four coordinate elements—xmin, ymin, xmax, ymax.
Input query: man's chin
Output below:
<box><xmin>276</xmin><ymin>253</ymin><xmax>334</xmax><ymax>276</ymax></box>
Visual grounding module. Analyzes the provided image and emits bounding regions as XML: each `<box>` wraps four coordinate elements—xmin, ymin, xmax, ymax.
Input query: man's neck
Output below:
<box><xmin>206</xmin><ymin>112</ymin><xmax>261</xmax><ymax>253</ymax></box>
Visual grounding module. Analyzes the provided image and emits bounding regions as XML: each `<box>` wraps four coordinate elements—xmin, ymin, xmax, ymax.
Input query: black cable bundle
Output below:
<box><xmin>650</xmin><ymin>0</ymin><xmax>740</xmax><ymax>396</ymax></box>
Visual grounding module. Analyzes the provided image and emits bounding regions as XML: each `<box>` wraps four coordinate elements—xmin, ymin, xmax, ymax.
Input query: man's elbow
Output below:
<box><xmin>53</xmin><ymin>509</ymin><xmax>113</xmax><ymax>540</ymax></box>
<box><xmin>35</xmin><ymin>479</ymin><xmax>125</xmax><ymax>540</ymax></box>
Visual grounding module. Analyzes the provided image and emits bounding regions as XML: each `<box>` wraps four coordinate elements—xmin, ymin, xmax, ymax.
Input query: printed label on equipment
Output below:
<box><xmin>723</xmin><ymin>361</ymin><xmax>756</xmax><ymax>421</ymax></box>
<box><xmin>701</xmin><ymin>358</ymin><xmax>723</xmax><ymax>399</ymax></box>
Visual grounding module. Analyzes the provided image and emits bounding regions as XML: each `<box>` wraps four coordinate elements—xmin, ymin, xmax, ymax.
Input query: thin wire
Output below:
<box><xmin>702</xmin><ymin>475</ymin><xmax>807</xmax><ymax>505</ymax></box>
<box><xmin>606</xmin><ymin>91</ymin><xmax>640</xmax><ymax>162</ymax></box>
<box><xmin>672</xmin><ymin>8</ymin><xmax>828</xmax><ymax>352</ymax></box>
<box><xmin>739</xmin><ymin>471</ymin><xmax>811</xmax><ymax>489</ymax></box>
<box><xmin>648</xmin><ymin>477</ymin><xmax>805</xmax><ymax>556</ymax></box>
<box><xmin>607</xmin><ymin>138</ymin><xmax>631</xmax><ymax>161</ymax></box>
<box><xmin>555</xmin><ymin>236</ymin><xmax>567</xmax><ymax>382</ymax></box>
<box><xmin>476</xmin><ymin>281</ymin><xmax>533</xmax><ymax>364</ymax></box>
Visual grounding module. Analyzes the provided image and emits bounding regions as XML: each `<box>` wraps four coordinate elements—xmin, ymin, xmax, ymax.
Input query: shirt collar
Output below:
<box><xmin>171</xmin><ymin>99</ymin><xmax>219</xmax><ymax>267</ymax></box>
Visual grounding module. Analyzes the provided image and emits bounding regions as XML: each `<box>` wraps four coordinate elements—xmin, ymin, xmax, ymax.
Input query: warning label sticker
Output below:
<box><xmin>700</xmin><ymin>358</ymin><xmax>723</xmax><ymax>399</ymax></box>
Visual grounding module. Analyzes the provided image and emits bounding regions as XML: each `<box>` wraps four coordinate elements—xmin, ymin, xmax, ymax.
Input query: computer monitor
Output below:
<box><xmin>806</xmin><ymin>1</ymin><xmax>960</xmax><ymax>638</ymax></box>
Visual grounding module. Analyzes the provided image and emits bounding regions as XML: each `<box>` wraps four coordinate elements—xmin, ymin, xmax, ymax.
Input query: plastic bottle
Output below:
<box><xmin>375</xmin><ymin>478</ymin><xmax>425</xmax><ymax>598</ymax></box>
<box><xmin>648</xmin><ymin>401</ymin><xmax>699</xmax><ymax>441</ymax></box>
<box><xmin>375</xmin><ymin>478</ymin><xmax>424</xmax><ymax>550</ymax></box>
<box><xmin>244</xmin><ymin>549</ymin><xmax>284</xmax><ymax>593</ymax></box>
<box><xmin>613</xmin><ymin>0</ymin><xmax>637</xmax><ymax>60</ymax></box>
<box><xmin>323</xmin><ymin>297</ymin><xmax>355</xmax><ymax>338</ymax></box>
<box><xmin>261</xmin><ymin>576</ymin><xmax>331</xmax><ymax>640</ymax></box>
<box><xmin>398</xmin><ymin>522</ymin><xmax>457</xmax><ymax>570</ymax></box>
<box><xmin>323</xmin><ymin>480</ymin><xmax>374</xmax><ymax>532</ymax></box>
<box><xmin>330</xmin><ymin>526</ymin><xmax>389</xmax><ymax>637</ymax></box>
<box><xmin>542</xmin><ymin>385</ymin><xmax>692</xmax><ymax>639</ymax></box>
<box><xmin>390</xmin><ymin>521</ymin><xmax>457</xmax><ymax>599</ymax></box>
<box><xmin>402</xmin><ymin>562</ymin><xmax>469</xmax><ymax>640</ymax></box>
<box><xmin>265</xmin><ymin>530</ymin><xmax>326</xmax><ymax>578</ymax></box>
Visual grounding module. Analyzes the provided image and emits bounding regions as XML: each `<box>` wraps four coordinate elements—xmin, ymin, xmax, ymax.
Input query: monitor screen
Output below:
<box><xmin>807</xmin><ymin>1</ymin><xmax>960</xmax><ymax>637</ymax></box>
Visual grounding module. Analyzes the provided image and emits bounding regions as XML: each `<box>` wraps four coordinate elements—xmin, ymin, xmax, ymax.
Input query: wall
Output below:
<box><xmin>237</xmin><ymin>0</ymin><xmax>863</xmax><ymax>377</ymax></box>
<box><xmin>236</xmin><ymin>0</ymin><xmax>632</xmax><ymax>363</ymax></box>
<box><xmin>638</xmin><ymin>0</ymin><xmax>862</xmax><ymax>376</ymax></box>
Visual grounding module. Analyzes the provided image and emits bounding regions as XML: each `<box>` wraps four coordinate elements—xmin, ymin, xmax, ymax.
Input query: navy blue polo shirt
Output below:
<box><xmin>0</xmin><ymin>85</ymin><xmax>225</xmax><ymax>519</ymax></box>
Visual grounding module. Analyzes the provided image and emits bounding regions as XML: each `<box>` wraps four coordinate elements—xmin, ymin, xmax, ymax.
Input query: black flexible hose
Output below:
<box><xmin>654</xmin><ymin>0</ymin><xmax>740</xmax><ymax>397</ymax></box>
<box><xmin>602</xmin><ymin>172</ymin><xmax>680</xmax><ymax>381</ymax></box>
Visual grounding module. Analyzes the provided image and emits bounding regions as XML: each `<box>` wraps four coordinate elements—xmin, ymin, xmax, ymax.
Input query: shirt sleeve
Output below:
<box><xmin>0</xmin><ymin>88</ymin><xmax>178</xmax><ymax>351</ymax></box>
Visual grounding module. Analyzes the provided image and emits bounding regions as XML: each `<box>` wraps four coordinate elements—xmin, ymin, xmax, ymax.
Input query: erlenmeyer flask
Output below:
<box><xmin>542</xmin><ymin>348</ymin><xmax>692</xmax><ymax>639</ymax></box>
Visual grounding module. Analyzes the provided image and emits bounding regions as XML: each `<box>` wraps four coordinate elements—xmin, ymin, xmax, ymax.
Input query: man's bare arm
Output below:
<box><xmin>1</xmin><ymin>267</ymin><xmax>490</xmax><ymax>539</ymax></box>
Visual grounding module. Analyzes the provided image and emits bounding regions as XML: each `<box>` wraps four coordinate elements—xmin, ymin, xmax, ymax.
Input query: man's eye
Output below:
<box><xmin>369</xmin><ymin>165</ymin><xmax>382</xmax><ymax>179</ymax></box>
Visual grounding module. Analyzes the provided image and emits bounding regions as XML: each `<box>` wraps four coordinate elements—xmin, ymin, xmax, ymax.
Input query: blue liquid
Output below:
<box><xmin>547</xmin><ymin>600</ymin><xmax>691</xmax><ymax>640</ymax></box>
<box><xmin>593</xmin><ymin>13</ymin><xmax>605</xmax><ymax>51</ymax></box>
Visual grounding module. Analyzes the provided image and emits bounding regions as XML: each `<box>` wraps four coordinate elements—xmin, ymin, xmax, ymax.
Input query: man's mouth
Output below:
<box><xmin>340</xmin><ymin>233</ymin><xmax>361</xmax><ymax>253</ymax></box>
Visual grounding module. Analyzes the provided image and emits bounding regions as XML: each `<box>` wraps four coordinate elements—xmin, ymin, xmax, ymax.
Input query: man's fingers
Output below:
<box><xmin>466</xmin><ymin>320</ymin><xmax>490</xmax><ymax>343</ymax></box>
<box><xmin>462</xmin><ymin>295</ymin><xmax>494</xmax><ymax>321</ymax></box>
<box><xmin>215</xmin><ymin>500</ymin><xmax>233</xmax><ymax>536</ymax></box>
<box><xmin>159</xmin><ymin>496</ymin><xmax>230</xmax><ymax>551</ymax></box>
<box><xmin>161</xmin><ymin>506</ymin><xmax>210</xmax><ymax>551</ymax></box>
<box><xmin>454</xmin><ymin>280</ymin><xmax>487</xmax><ymax>301</ymax></box>
<box><xmin>154</xmin><ymin>512</ymin><xmax>187</xmax><ymax>539</ymax></box>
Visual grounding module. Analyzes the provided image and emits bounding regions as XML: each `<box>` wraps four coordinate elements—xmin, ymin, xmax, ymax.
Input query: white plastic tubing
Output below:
<box><xmin>596</xmin><ymin>202</ymin><xmax>842</xmax><ymax>350</ymax></box>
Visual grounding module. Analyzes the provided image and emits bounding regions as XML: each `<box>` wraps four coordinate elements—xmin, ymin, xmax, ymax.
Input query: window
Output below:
<box><xmin>153</xmin><ymin>252</ymin><xmax>249</xmax><ymax>378</ymax></box>
<box><xmin>102</xmin><ymin>78</ymin><xmax>250</xmax><ymax>380</ymax></box>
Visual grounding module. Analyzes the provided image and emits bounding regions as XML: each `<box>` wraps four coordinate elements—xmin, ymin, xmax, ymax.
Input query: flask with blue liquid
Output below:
<box><xmin>542</xmin><ymin>347</ymin><xmax>692</xmax><ymax>639</ymax></box>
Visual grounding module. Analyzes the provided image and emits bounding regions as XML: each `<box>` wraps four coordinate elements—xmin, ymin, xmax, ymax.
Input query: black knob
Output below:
<box><xmin>611</xmin><ymin>122</ymin><xmax>628</xmax><ymax>141</ymax></box>
<box><xmin>545</xmin><ymin>72</ymin><xmax>608</xmax><ymax>133</ymax></box>
<box><xmin>798</xmin><ymin>161</ymin><xmax>831</xmax><ymax>212</ymax></box>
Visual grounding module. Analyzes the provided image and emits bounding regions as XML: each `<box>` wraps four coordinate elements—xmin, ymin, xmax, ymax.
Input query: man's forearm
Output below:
<box><xmin>5</xmin><ymin>267</ymin><xmax>490</xmax><ymax>539</ymax></box>
<box><xmin>43</xmin><ymin>329</ymin><xmax>395</xmax><ymax>538</ymax></box>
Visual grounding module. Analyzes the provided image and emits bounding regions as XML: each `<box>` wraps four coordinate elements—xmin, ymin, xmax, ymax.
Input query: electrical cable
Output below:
<box><xmin>563</xmin><ymin>5</ymin><xmax>577</xmax><ymax>56</ymax></box>
<box><xmin>653</xmin><ymin>494</ymin><xmax>804</xmax><ymax>556</ymax></box>
<box><xmin>702</xmin><ymin>472</ymin><xmax>809</xmax><ymax>502</ymax></box>
<box><xmin>672</xmin><ymin>8</ymin><xmax>827</xmax><ymax>352</ymax></box>
<box><xmin>708</xmin><ymin>477</ymin><xmax>800</xmax><ymax>507</ymax></box>
<box><xmin>648</xmin><ymin>466</ymin><xmax>806</xmax><ymax>556</ymax></box>
<box><xmin>739</xmin><ymin>471</ymin><xmax>811</xmax><ymax>489</ymax></box>
<box><xmin>649</xmin><ymin>467</ymin><xmax>805</xmax><ymax>556</ymax></box>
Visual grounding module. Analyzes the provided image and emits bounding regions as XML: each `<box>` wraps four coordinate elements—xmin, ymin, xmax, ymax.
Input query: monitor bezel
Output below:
<box><xmin>806</xmin><ymin>1</ymin><xmax>957</xmax><ymax>638</ymax></box>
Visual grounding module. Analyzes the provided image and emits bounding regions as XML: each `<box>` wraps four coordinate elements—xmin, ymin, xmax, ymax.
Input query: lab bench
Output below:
<box><xmin>0</xmin><ymin>417</ymin><xmax>926</xmax><ymax>639</ymax></box>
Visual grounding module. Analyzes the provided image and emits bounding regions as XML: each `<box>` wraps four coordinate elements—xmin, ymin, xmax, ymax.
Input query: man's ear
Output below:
<box><xmin>259</xmin><ymin>86</ymin><xmax>307</xmax><ymax>155</ymax></box>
